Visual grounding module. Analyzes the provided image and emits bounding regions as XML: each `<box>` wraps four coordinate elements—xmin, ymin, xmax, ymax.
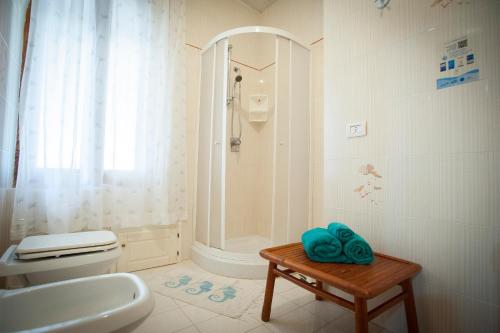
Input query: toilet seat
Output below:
<box><xmin>17</xmin><ymin>242</ymin><xmax>119</xmax><ymax>260</ymax></box>
<box><xmin>16</xmin><ymin>231</ymin><xmax>118</xmax><ymax>260</ymax></box>
<box><xmin>0</xmin><ymin>231</ymin><xmax>121</xmax><ymax>280</ymax></box>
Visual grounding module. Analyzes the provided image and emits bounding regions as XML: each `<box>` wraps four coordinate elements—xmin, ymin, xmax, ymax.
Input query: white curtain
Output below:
<box><xmin>0</xmin><ymin>0</ymin><xmax>27</xmax><ymax>188</ymax></box>
<box><xmin>0</xmin><ymin>0</ymin><xmax>28</xmax><ymax>252</ymax></box>
<box><xmin>11</xmin><ymin>0</ymin><xmax>186</xmax><ymax>240</ymax></box>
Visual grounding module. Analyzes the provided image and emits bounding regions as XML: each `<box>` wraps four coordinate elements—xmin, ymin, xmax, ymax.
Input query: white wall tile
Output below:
<box><xmin>324</xmin><ymin>0</ymin><xmax>500</xmax><ymax>331</ymax></box>
<box><xmin>462</xmin><ymin>224</ymin><xmax>500</xmax><ymax>305</ymax></box>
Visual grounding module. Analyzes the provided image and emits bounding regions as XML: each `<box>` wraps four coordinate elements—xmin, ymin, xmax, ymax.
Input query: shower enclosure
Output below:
<box><xmin>192</xmin><ymin>26</ymin><xmax>311</xmax><ymax>278</ymax></box>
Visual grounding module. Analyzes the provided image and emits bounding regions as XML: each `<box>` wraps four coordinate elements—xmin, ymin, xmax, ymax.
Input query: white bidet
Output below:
<box><xmin>0</xmin><ymin>273</ymin><xmax>154</xmax><ymax>333</ymax></box>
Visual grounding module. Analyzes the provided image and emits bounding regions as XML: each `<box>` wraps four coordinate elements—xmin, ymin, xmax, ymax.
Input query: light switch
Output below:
<box><xmin>346</xmin><ymin>122</ymin><xmax>366</xmax><ymax>138</ymax></box>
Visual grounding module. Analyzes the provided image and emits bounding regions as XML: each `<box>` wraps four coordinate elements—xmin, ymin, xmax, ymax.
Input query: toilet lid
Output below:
<box><xmin>16</xmin><ymin>231</ymin><xmax>118</xmax><ymax>259</ymax></box>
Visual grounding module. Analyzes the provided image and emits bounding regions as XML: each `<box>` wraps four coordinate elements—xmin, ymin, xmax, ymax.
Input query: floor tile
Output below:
<box><xmin>273</xmin><ymin>278</ymin><xmax>297</xmax><ymax>294</ymax></box>
<box><xmin>174</xmin><ymin>299</ymin><xmax>191</xmax><ymax>308</ymax></box>
<box><xmin>250</xmin><ymin>279</ymin><xmax>267</xmax><ymax>289</ymax></box>
<box><xmin>244</xmin><ymin>295</ymin><xmax>265</xmax><ymax>320</ymax></box>
<box><xmin>302</xmin><ymin>300</ymin><xmax>347</xmax><ymax>323</ymax></box>
<box><xmin>280</xmin><ymin>287</ymin><xmax>316</xmax><ymax>306</ymax></box>
<box><xmin>238</xmin><ymin>312</ymin><xmax>264</xmax><ymax>331</ymax></box>
<box><xmin>261</xmin><ymin>293</ymin><xmax>301</xmax><ymax>319</ymax></box>
<box><xmin>175</xmin><ymin>326</ymin><xmax>201</xmax><ymax>333</ymax></box>
<box><xmin>145</xmin><ymin>275</ymin><xmax>167</xmax><ymax>291</ymax></box>
<box><xmin>195</xmin><ymin>314</ymin><xmax>261</xmax><ymax>333</ymax></box>
<box><xmin>180</xmin><ymin>303</ymin><xmax>219</xmax><ymax>323</ymax></box>
<box><xmin>246</xmin><ymin>325</ymin><xmax>273</xmax><ymax>333</ymax></box>
<box><xmin>150</xmin><ymin>292</ymin><xmax>179</xmax><ymax>316</ymax></box>
<box><xmin>313</xmin><ymin>325</ymin><xmax>344</xmax><ymax>333</ymax></box>
<box><xmin>132</xmin><ymin>270</ymin><xmax>157</xmax><ymax>282</ymax></box>
<box><xmin>263</xmin><ymin>307</ymin><xmax>327</xmax><ymax>333</ymax></box>
<box><xmin>134</xmin><ymin>308</ymin><xmax>192</xmax><ymax>333</ymax></box>
<box><xmin>318</xmin><ymin>312</ymin><xmax>384</xmax><ymax>333</ymax></box>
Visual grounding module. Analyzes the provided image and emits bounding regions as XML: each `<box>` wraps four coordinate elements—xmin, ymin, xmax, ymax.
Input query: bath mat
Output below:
<box><xmin>150</xmin><ymin>268</ymin><xmax>264</xmax><ymax>318</ymax></box>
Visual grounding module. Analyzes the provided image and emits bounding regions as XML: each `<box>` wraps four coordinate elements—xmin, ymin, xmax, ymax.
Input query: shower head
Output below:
<box><xmin>235</xmin><ymin>75</ymin><xmax>243</xmax><ymax>83</ymax></box>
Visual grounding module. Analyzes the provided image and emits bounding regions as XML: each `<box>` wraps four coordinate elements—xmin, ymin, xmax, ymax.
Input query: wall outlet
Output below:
<box><xmin>346</xmin><ymin>122</ymin><xmax>366</xmax><ymax>138</ymax></box>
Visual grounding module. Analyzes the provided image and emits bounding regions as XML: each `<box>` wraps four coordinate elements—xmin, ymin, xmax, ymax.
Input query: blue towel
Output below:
<box><xmin>343</xmin><ymin>234</ymin><xmax>374</xmax><ymax>265</ymax></box>
<box><xmin>327</xmin><ymin>222</ymin><xmax>355</xmax><ymax>243</ymax></box>
<box><xmin>301</xmin><ymin>228</ymin><xmax>342</xmax><ymax>262</ymax></box>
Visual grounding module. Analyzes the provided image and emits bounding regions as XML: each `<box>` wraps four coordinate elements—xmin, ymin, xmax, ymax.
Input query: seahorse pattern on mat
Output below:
<box><xmin>185</xmin><ymin>281</ymin><xmax>213</xmax><ymax>295</ymax></box>
<box><xmin>208</xmin><ymin>286</ymin><xmax>236</xmax><ymax>303</ymax></box>
<box><xmin>164</xmin><ymin>276</ymin><xmax>237</xmax><ymax>303</ymax></box>
<box><xmin>165</xmin><ymin>275</ymin><xmax>192</xmax><ymax>288</ymax></box>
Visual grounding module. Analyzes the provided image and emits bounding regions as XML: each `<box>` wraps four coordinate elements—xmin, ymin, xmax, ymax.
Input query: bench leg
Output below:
<box><xmin>315</xmin><ymin>280</ymin><xmax>323</xmax><ymax>301</ymax></box>
<box><xmin>354</xmin><ymin>297</ymin><xmax>368</xmax><ymax>333</ymax></box>
<box><xmin>261</xmin><ymin>262</ymin><xmax>277</xmax><ymax>322</ymax></box>
<box><xmin>401</xmin><ymin>279</ymin><xmax>419</xmax><ymax>333</ymax></box>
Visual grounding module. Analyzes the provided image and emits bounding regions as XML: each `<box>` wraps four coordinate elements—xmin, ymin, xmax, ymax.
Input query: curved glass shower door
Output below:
<box><xmin>272</xmin><ymin>36</ymin><xmax>311</xmax><ymax>245</ymax></box>
<box><xmin>193</xmin><ymin>27</ymin><xmax>311</xmax><ymax>278</ymax></box>
<box><xmin>195</xmin><ymin>39</ymin><xmax>229</xmax><ymax>250</ymax></box>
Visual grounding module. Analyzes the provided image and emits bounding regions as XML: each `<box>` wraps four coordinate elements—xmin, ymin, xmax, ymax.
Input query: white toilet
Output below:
<box><xmin>0</xmin><ymin>231</ymin><xmax>121</xmax><ymax>285</ymax></box>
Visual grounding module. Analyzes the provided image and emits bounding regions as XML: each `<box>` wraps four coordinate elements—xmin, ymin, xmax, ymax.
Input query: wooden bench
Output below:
<box><xmin>260</xmin><ymin>243</ymin><xmax>422</xmax><ymax>333</ymax></box>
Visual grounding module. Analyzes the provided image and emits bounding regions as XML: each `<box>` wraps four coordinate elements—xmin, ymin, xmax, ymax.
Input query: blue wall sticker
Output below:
<box><xmin>437</xmin><ymin>36</ymin><xmax>478</xmax><ymax>90</ymax></box>
<box><xmin>466</xmin><ymin>53</ymin><xmax>474</xmax><ymax>64</ymax></box>
<box><xmin>448</xmin><ymin>59</ymin><xmax>455</xmax><ymax>70</ymax></box>
<box><xmin>436</xmin><ymin>68</ymin><xmax>479</xmax><ymax>89</ymax></box>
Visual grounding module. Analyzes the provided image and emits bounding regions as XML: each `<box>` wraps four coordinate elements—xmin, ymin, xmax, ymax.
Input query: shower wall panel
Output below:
<box><xmin>272</xmin><ymin>37</ymin><xmax>311</xmax><ymax>244</ymax></box>
<box><xmin>225</xmin><ymin>34</ymin><xmax>275</xmax><ymax>241</ymax></box>
<box><xmin>288</xmin><ymin>41</ymin><xmax>311</xmax><ymax>242</ymax></box>
<box><xmin>208</xmin><ymin>39</ymin><xmax>229</xmax><ymax>249</ymax></box>
<box><xmin>271</xmin><ymin>37</ymin><xmax>291</xmax><ymax>245</ymax></box>
<box><xmin>195</xmin><ymin>45</ymin><xmax>216</xmax><ymax>246</ymax></box>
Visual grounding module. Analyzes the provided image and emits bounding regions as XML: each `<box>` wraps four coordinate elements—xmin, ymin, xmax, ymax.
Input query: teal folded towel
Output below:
<box><xmin>343</xmin><ymin>234</ymin><xmax>374</xmax><ymax>265</ymax></box>
<box><xmin>327</xmin><ymin>222</ymin><xmax>355</xmax><ymax>243</ymax></box>
<box><xmin>301</xmin><ymin>228</ymin><xmax>342</xmax><ymax>262</ymax></box>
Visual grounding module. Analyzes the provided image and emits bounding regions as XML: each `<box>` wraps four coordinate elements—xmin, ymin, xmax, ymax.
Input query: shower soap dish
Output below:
<box><xmin>249</xmin><ymin>95</ymin><xmax>268</xmax><ymax>122</ymax></box>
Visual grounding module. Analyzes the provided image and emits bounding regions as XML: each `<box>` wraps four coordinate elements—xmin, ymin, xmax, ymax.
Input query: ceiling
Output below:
<box><xmin>238</xmin><ymin>0</ymin><xmax>278</xmax><ymax>13</ymax></box>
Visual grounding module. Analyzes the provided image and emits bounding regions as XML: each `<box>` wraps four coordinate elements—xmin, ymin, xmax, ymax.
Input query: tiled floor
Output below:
<box><xmin>131</xmin><ymin>260</ymin><xmax>392</xmax><ymax>333</ymax></box>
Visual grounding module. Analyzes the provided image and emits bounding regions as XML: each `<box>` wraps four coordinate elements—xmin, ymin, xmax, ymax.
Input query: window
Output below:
<box><xmin>33</xmin><ymin>6</ymin><xmax>141</xmax><ymax>172</ymax></box>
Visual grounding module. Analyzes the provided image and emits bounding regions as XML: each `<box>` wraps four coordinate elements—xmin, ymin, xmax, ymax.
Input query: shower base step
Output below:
<box><xmin>225</xmin><ymin>235</ymin><xmax>272</xmax><ymax>254</ymax></box>
<box><xmin>191</xmin><ymin>240</ymin><xmax>269</xmax><ymax>279</ymax></box>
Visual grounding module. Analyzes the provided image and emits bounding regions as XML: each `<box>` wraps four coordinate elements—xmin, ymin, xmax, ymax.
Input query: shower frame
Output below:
<box><xmin>192</xmin><ymin>26</ymin><xmax>312</xmax><ymax>278</ymax></box>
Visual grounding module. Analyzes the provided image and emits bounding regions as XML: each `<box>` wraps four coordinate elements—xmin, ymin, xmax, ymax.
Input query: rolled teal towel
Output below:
<box><xmin>327</xmin><ymin>222</ymin><xmax>355</xmax><ymax>243</ymax></box>
<box><xmin>343</xmin><ymin>234</ymin><xmax>374</xmax><ymax>265</ymax></box>
<box><xmin>301</xmin><ymin>228</ymin><xmax>342</xmax><ymax>262</ymax></box>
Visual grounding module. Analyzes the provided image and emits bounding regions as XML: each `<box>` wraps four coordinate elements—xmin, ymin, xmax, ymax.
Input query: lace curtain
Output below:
<box><xmin>0</xmin><ymin>0</ymin><xmax>28</xmax><ymax>252</ymax></box>
<box><xmin>11</xmin><ymin>0</ymin><xmax>186</xmax><ymax>240</ymax></box>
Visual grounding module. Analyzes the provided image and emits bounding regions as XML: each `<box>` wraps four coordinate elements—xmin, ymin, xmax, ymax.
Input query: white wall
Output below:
<box><xmin>260</xmin><ymin>0</ymin><xmax>323</xmax><ymax>45</ymax></box>
<box><xmin>324</xmin><ymin>1</ymin><xmax>500</xmax><ymax>332</ymax></box>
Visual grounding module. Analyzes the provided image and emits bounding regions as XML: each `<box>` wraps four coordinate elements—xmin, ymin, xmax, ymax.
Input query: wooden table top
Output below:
<box><xmin>260</xmin><ymin>243</ymin><xmax>422</xmax><ymax>298</ymax></box>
